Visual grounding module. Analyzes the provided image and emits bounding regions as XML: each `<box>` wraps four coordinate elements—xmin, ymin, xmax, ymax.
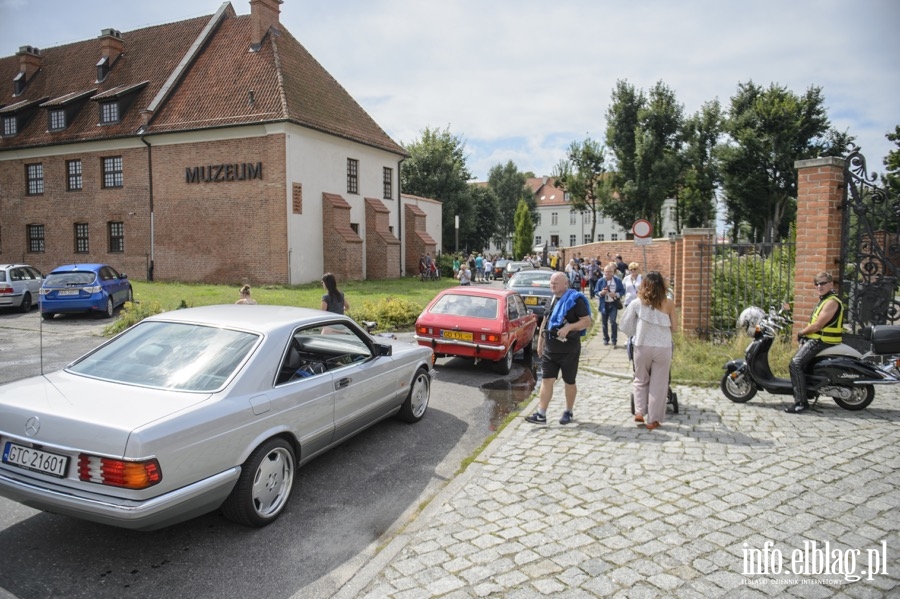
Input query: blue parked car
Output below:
<box><xmin>40</xmin><ymin>264</ymin><xmax>133</xmax><ymax>320</ymax></box>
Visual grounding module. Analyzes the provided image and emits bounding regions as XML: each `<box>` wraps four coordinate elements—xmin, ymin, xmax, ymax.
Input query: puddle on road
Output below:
<box><xmin>480</xmin><ymin>357</ymin><xmax>541</xmax><ymax>431</ymax></box>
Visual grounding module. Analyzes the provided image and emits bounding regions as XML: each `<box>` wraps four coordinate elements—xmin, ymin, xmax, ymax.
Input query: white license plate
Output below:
<box><xmin>58</xmin><ymin>289</ymin><xmax>80</xmax><ymax>296</ymax></box>
<box><xmin>2</xmin><ymin>442</ymin><xmax>69</xmax><ymax>478</ymax></box>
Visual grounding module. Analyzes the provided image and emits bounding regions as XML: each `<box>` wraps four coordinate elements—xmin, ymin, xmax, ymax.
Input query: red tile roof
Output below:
<box><xmin>0</xmin><ymin>2</ymin><xmax>406</xmax><ymax>156</ymax></box>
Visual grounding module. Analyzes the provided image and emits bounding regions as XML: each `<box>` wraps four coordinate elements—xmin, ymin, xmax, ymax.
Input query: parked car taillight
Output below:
<box><xmin>78</xmin><ymin>455</ymin><xmax>162</xmax><ymax>489</ymax></box>
<box><xmin>0</xmin><ymin>285</ymin><xmax>12</xmax><ymax>295</ymax></box>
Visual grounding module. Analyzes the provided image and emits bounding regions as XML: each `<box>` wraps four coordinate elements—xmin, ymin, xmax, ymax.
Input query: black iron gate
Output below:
<box><xmin>698</xmin><ymin>240</ymin><xmax>795</xmax><ymax>340</ymax></box>
<box><xmin>839</xmin><ymin>148</ymin><xmax>900</xmax><ymax>351</ymax></box>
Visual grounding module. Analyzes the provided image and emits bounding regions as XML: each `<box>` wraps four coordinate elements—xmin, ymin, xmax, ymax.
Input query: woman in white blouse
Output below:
<box><xmin>619</xmin><ymin>271</ymin><xmax>676</xmax><ymax>430</ymax></box>
<box><xmin>622</xmin><ymin>262</ymin><xmax>642</xmax><ymax>306</ymax></box>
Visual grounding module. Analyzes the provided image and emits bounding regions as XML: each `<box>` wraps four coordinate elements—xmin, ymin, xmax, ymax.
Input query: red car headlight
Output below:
<box><xmin>78</xmin><ymin>455</ymin><xmax>162</xmax><ymax>489</ymax></box>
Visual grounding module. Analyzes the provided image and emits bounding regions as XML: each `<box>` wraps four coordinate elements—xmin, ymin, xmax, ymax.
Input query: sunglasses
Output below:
<box><xmin>814</xmin><ymin>281</ymin><xmax>830</xmax><ymax>287</ymax></box>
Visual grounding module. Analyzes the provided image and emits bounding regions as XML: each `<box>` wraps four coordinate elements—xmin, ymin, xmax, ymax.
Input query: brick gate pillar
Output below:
<box><xmin>793</xmin><ymin>157</ymin><xmax>845</xmax><ymax>341</ymax></box>
<box><xmin>678</xmin><ymin>228</ymin><xmax>715</xmax><ymax>337</ymax></box>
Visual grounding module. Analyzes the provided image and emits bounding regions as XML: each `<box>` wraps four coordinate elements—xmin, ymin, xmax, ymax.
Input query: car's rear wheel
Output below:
<box><xmin>101</xmin><ymin>297</ymin><xmax>114</xmax><ymax>318</ymax></box>
<box><xmin>19</xmin><ymin>292</ymin><xmax>32</xmax><ymax>313</ymax></box>
<box><xmin>495</xmin><ymin>346</ymin><xmax>514</xmax><ymax>374</ymax></box>
<box><xmin>398</xmin><ymin>367</ymin><xmax>430</xmax><ymax>423</ymax></box>
<box><xmin>221</xmin><ymin>437</ymin><xmax>296</xmax><ymax>527</ymax></box>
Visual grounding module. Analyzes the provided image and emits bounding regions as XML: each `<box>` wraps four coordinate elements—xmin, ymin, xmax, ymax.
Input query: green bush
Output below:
<box><xmin>102</xmin><ymin>300</ymin><xmax>165</xmax><ymax>336</ymax></box>
<box><xmin>348</xmin><ymin>296</ymin><xmax>424</xmax><ymax>331</ymax></box>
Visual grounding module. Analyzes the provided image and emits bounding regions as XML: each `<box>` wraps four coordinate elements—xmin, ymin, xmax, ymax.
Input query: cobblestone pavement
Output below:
<box><xmin>332</xmin><ymin>334</ymin><xmax>900</xmax><ymax>598</ymax></box>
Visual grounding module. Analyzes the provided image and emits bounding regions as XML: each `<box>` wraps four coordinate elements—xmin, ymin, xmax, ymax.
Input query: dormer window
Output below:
<box><xmin>48</xmin><ymin>109</ymin><xmax>66</xmax><ymax>131</ymax></box>
<box><xmin>96</xmin><ymin>56</ymin><xmax>110</xmax><ymax>83</ymax></box>
<box><xmin>2</xmin><ymin>116</ymin><xmax>16</xmax><ymax>137</ymax></box>
<box><xmin>100</xmin><ymin>101</ymin><xmax>119</xmax><ymax>124</ymax></box>
<box><xmin>13</xmin><ymin>72</ymin><xmax>26</xmax><ymax>96</ymax></box>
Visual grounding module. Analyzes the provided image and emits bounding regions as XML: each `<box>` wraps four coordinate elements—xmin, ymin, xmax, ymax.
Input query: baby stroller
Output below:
<box><xmin>626</xmin><ymin>337</ymin><xmax>679</xmax><ymax>414</ymax></box>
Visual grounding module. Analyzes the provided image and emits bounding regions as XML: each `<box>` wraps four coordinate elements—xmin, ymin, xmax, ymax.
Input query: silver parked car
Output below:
<box><xmin>0</xmin><ymin>264</ymin><xmax>43</xmax><ymax>312</ymax></box>
<box><xmin>0</xmin><ymin>305</ymin><xmax>433</xmax><ymax>530</ymax></box>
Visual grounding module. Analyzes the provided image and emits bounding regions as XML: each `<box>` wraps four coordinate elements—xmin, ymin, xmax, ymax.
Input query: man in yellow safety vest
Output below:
<box><xmin>786</xmin><ymin>272</ymin><xmax>844</xmax><ymax>413</ymax></box>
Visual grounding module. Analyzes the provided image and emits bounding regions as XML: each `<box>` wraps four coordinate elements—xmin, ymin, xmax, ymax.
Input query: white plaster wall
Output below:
<box><xmin>285</xmin><ymin>124</ymin><xmax>405</xmax><ymax>284</ymax></box>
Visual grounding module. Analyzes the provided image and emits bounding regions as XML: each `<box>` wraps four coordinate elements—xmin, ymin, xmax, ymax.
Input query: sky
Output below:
<box><xmin>2</xmin><ymin>0</ymin><xmax>898</xmax><ymax>183</ymax></box>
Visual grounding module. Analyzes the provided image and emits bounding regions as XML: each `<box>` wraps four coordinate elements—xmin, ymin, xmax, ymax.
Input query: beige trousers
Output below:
<box><xmin>632</xmin><ymin>345</ymin><xmax>673</xmax><ymax>424</ymax></box>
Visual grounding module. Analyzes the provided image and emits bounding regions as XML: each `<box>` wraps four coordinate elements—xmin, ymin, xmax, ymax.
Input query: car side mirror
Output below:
<box><xmin>375</xmin><ymin>342</ymin><xmax>392</xmax><ymax>357</ymax></box>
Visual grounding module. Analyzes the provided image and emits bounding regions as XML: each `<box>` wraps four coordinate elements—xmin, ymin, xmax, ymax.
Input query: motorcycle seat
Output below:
<box><xmin>816</xmin><ymin>343</ymin><xmax>862</xmax><ymax>359</ymax></box>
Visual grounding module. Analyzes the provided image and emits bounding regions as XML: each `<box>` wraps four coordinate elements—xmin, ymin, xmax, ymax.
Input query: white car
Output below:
<box><xmin>0</xmin><ymin>305</ymin><xmax>434</xmax><ymax>530</ymax></box>
<box><xmin>0</xmin><ymin>264</ymin><xmax>43</xmax><ymax>312</ymax></box>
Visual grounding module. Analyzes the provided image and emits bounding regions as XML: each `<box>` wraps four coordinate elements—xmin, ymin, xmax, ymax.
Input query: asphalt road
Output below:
<box><xmin>0</xmin><ymin>305</ymin><xmax>538</xmax><ymax>599</ymax></box>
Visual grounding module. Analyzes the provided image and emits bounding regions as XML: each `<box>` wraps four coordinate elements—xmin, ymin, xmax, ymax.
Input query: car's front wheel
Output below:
<box><xmin>221</xmin><ymin>437</ymin><xmax>296</xmax><ymax>527</ymax></box>
<box><xmin>41</xmin><ymin>312</ymin><xmax>54</xmax><ymax>320</ymax></box>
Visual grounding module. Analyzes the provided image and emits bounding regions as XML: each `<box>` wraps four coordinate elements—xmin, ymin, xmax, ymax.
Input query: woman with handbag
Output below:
<box><xmin>595</xmin><ymin>263</ymin><xmax>625</xmax><ymax>346</ymax></box>
<box><xmin>619</xmin><ymin>271</ymin><xmax>676</xmax><ymax>430</ymax></box>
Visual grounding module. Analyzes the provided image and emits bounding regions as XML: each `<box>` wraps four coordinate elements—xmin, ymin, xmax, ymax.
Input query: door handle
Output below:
<box><xmin>335</xmin><ymin>378</ymin><xmax>351</xmax><ymax>389</ymax></box>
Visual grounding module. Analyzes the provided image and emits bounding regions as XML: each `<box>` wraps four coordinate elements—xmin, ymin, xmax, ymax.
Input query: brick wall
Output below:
<box><xmin>152</xmin><ymin>135</ymin><xmax>288</xmax><ymax>284</ymax></box>
<box><xmin>404</xmin><ymin>203</ymin><xmax>436</xmax><ymax>276</ymax></box>
<box><xmin>364</xmin><ymin>197</ymin><xmax>401</xmax><ymax>279</ymax></box>
<box><xmin>0</xmin><ymin>147</ymin><xmax>151</xmax><ymax>278</ymax></box>
<box><xmin>792</xmin><ymin>157</ymin><xmax>845</xmax><ymax>340</ymax></box>
<box><xmin>322</xmin><ymin>192</ymin><xmax>363</xmax><ymax>281</ymax></box>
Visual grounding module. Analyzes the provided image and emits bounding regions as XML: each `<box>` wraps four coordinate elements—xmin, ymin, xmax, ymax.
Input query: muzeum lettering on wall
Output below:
<box><xmin>185</xmin><ymin>162</ymin><xmax>262</xmax><ymax>183</ymax></box>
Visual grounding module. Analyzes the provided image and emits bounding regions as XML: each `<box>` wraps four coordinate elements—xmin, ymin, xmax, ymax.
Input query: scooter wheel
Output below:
<box><xmin>832</xmin><ymin>385</ymin><xmax>875</xmax><ymax>411</ymax></box>
<box><xmin>630</xmin><ymin>393</ymin><xmax>635</xmax><ymax>415</ymax></box>
<box><xmin>720</xmin><ymin>372</ymin><xmax>757</xmax><ymax>403</ymax></box>
<box><xmin>670</xmin><ymin>392</ymin><xmax>679</xmax><ymax>414</ymax></box>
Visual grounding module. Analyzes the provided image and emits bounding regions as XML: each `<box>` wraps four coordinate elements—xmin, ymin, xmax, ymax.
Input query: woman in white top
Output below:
<box><xmin>622</xmin><ymin>262</ymin><xmax>642</xmax><ymax>306</ymax></box>
<box><xmin>619</xmin><ymin>271</ymin><xmax>676</xmax><ymax>430</ymax></box>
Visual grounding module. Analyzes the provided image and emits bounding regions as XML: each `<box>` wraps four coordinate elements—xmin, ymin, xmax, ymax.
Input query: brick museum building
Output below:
<box><xmin>0</xmin><ymin>0</ymin><xmax>442</xmax><ymax>284</ymax></box>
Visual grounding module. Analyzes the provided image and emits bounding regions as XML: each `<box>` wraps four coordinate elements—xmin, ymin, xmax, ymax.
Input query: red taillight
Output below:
<box><xmin>78</xmin><ymin>454</ymin><xmax>162</xmax><ymax>489</ymax></box>
<box><xmin>483</xmin><ymin>333</ymin><xmax>500</xmax><ymax>343</ymax></box>
<box><xmin>0</xmin><ymin>285</ymin><xmax>12</xmax><ymax>295</ymax></box>
<box><xmin>417</xmin><ymin>325</ymin><xmax>433</xmax><ymax>335</ymax></box>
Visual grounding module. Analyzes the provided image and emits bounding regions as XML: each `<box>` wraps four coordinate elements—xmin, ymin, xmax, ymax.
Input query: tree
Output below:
<box><xmin>512</xmin><ymin>199</ymin><xmax>534</xmax><ymax>260</ymax></box>
<box><xmin>487</xmin><ymin>161</ymin><xmax>531</xmax><ymax>251</ymax></box>
<box><xmin>469</xmin><ymin>185</ymin><xmax>501</xmax><ymax>252</ymax></box>
<box><xmin>677</xmin><ymin>100</ymin><xmax>722</xmax><ymax>229</ymax></box>
<box><xmin>552</xmin><ymin>138</ymin><xmax>608</xmax><ymax>240</ymax></box>
<box><xmin>717</xmin><ymin>81</ymin><xmax>834</xmax><ymax>243</ymax></box>
<box><xmin>604</xmin><ymin>80</ymin><xmax>684</xmax><ymax>233</ymax></box>
<box><xmin>884</xmin><ymin>125</ymin><xmax>900</xmax><ymax>197</ymax></box>
<box><xmin>400</xmin><ymin>126</ymin><xmax>473</xmax><ymax>251</ymax></box>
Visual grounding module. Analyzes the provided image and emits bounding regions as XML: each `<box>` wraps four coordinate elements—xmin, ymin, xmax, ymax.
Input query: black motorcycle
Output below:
<box><xmin>721</xmin><ymin>307</ymin><xmax>900</xmax><ymax>411</ymax></box>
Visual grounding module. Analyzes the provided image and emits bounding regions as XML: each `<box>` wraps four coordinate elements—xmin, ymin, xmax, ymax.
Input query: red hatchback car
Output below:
<box><xmin>415</xmin><ymin>287</ymin><xmax>537</xmax><ymax>374</ymax></box>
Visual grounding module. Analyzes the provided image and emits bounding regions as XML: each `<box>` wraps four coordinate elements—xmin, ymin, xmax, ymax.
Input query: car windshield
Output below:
<box><xmin>510</xmin><ymin>273</ymin><xmax>551</xmax><ymax>288</ymax></box>
<box><xmin>430</xmin><ymin>294</ymin><xmax>498</xmax><ymax>319</ymax></box>
<box><xmin>68</xmin><ymin>321</ymin><xmax>260</xmax><ymax>392</ymax></box>
<box><xmin>45</xmin><ymin>272</ymin><xmax>96</xmax><ymax>286</ymax></box>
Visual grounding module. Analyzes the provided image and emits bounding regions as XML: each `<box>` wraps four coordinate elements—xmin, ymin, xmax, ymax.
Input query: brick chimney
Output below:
<box><xmin>15</xmin><ymin>46</ymin><xmax>42</xmax><ymax>94</ymax></box>
<box><xmin>250</xmin><ymin>0</ymin><xmax>283</xmax><ymax>50</ymax></box>
<box><xmin>99</xmin><ymin>28</ymin><xmax>124</xmax><ymax>62</ymax></box>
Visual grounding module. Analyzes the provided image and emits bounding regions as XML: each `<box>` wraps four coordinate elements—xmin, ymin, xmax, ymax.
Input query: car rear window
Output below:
<box><xmin>511</xmin><ymin>273</ymin><xmax>551</xmax><ymax>287</ymax></box>
<box><xmin>45</xmin><ymin>272</ymin><xmax>96</xmax><ymax>286</ymax></box>
<box><xmin>430</xmin><ymin>294</ymin><xmax>498</xmax><ymax>319</ymax></box>
<box><xmin>68</xmin><ymin>321</ymin><xmax>260</xmax><ymax>392</ymax></box>
<box><xmin>0</xmin><ymin>272</ymin><xmax>6</xmax><ymax>283</ymax></box>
